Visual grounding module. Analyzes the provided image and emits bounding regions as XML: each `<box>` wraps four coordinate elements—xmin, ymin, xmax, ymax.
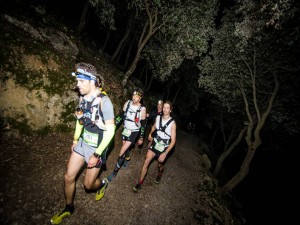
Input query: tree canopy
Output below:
<box><xmin>197</xmin><ymin>0</ymin><xmax>299</xmax><ymax>193</ymax></box>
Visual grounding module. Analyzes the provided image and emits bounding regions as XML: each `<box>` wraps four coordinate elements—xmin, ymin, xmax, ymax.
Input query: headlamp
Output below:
<box><xmin>133</xmin><ymin>91</ymin><xmax>142</xmax><ymax>97</ymax></box>
<box><xmin>71</xmin><ymin>68</ymin><xmax>97</xmax><ymax>81</ymax></box>
<box><xmin>158</xmin><ymin>100</ymin><xmax>163</xmax><ymax>105</ymax></box>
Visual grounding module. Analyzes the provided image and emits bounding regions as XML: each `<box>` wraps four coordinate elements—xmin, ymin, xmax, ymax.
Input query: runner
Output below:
<box><xmin>51</xmin><ymin>62</ymin><xmax>115</xmax><ymax>224</ymax></box>
<box><xmin>107</xmin><ymin>88</ymin><xmax>147</xmax><ymax>181</ymax></box>
<box><xmin>133</xmin><ymin>100</ymin><xmax>176</xmax><ymax>192</ymax></box>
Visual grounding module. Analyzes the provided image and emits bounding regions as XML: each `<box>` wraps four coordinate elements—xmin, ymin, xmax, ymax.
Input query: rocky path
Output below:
<box><xmin>0</xmin><ymin>129</ymin><xmax>233</xmax><ymax>225</ymax></box>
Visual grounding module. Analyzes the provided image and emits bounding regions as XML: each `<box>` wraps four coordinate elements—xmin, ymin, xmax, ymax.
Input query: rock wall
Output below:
<box><xmin>0</xmin><ymin>14</ymin><xmax>79</xmax><ymax>133</ymax></box>
<box><xmin>0</xmin><ymin>76</ymin><xmax>77</xmax><ymax>131</ymax></box>
<box><xmin>0</xmin><ymin>13</ymin><xmax>125</xmax><ymax>134</ymax></box>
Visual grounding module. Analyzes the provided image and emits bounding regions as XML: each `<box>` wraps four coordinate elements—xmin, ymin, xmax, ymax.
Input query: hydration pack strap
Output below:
<box><xmin>159</xmin><ymin>116</ymin><xmax>173</xmax><ymax>137</ymax></box>
<box><xmin>124</xmin><ymin>100</ymin><xmax>142</xmax><ymax>127</ymax></box>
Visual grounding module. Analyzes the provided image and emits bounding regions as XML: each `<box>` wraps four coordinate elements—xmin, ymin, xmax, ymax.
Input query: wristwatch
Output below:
<box><xmin>93</xmin><ymin>152</ymin><xmax>101</xmax><ymax>158</ymax></box>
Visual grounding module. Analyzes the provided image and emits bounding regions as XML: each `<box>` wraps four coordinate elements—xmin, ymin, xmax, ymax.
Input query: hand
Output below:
<box><xmin>158</xmin><ymin>152</ymin><xmax>167</xmax><ymax>163</ymax></box>
<box><xmin>137</xmin><ymin>138</ymin><xmax>144</xmax><ymax>146</ymax></box>
<box><xmin>87</xmin><ymin>155</ymin><xmax>100</xmax><ymax>169</ymax></box>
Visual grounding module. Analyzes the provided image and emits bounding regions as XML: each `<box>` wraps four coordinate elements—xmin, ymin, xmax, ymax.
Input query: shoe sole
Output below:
<box><xmin>95</xmin><ymin>178</ymin><xmax>108</xmax><ymax>201</ymax></box>
<box><xmin>51</xmin><ymin>211</ymin><xmax>72</xmax><ymax>224</ymax></box>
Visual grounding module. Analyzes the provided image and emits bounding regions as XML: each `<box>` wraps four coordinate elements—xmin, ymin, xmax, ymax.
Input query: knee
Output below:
<box><xmin>64</xmin><ymin>172</ymin><xmax>75</xmax><ymax>184</ymax></box>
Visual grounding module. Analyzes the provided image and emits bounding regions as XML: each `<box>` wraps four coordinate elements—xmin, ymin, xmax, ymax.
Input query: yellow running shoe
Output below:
<box><xmin>51</xmin><ymin>205</ymin><xmax>75</xmax><ymax>224</ymax></box>
<box><xmin>95</xmin><ymin>178</ymin><xmax>108</xmax><ymax>201</ymax></box>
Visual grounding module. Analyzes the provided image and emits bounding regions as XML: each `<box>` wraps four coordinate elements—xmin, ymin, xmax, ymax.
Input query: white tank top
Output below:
<box><xmin>155</xmin><ymin>116</ymin><xmax>174</xmax><ymax>140</ymax></box>
<box><xmin>124</xmin><ymin>101</ymin><xmax>144</xmax><ymax>131</ymax></box>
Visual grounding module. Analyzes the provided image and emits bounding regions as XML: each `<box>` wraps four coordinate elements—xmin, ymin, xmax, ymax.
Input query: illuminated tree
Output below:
<box><xmin>198</xmin><ymin>0</ymin><xmax>299</xmax><ymax>193</ymax></box>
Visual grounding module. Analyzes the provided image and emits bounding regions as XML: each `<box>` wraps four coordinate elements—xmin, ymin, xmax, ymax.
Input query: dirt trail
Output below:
<box><xmin>0</xmin><ymin>129</ymin><xmax>232</xmax><ymax>225</ymax></box>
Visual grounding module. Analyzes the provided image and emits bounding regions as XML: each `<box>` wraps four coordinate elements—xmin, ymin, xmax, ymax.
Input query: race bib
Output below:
<box><xmin>122</xmin><ymin>128</ymin><xmax>132</xmax><ymax>137</ymax></box>
<box><xmin>83</xmin><ymin>129</ymin><xmax>99</xmax><ymax>147</ymax></box>
<box><xmin>154</xmin><ymin>139</ymin><xmax>165</xmax><ymax>152</ymax></box>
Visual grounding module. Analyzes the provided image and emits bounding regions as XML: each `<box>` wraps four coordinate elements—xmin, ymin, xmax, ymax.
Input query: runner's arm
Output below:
<box><xmin>165</xmin><ymin>122</ymin><xmax>176</xmax><ymax>155</ymax></box>
<box><xmin>73</xmin><ymin>120</ymin><xmax>83</xmax><ymax>144</ymax></box>
<box><xmin>94</xmin><ymin>119</ymin><xmax>115</xmax><ymax>155</ymax></box>
<box><xmin>148</xmin><ymin>117</ymin><xmax>157</xmax><ymax>140</ymax></box>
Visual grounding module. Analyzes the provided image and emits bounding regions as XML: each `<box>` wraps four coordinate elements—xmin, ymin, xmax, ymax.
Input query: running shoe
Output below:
<box><xmin>132</xmin><ymin>183</ymin><xmax>142</xmax><ymax>193</ymax></box>
<box><xmin>155</xmin><ymin>176</ymin><xmax>162</xmax><ymax>184</ymax></box>
<box><xmin>107</xmin><ymin>172</ymin><xmax>117</xmax><ymax>182</ymax></box>
<box><xmin>95</xmin><ymin>178</ymin><xmax>108</xmax><ymax>201</ymax></box>
<box><xmin>50</xmin><ymin>205</ymin><xmax>75</xmax><ymax>224</ymax></box>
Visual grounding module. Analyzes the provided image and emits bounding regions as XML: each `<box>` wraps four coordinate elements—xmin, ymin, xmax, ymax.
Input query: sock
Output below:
<box><xmin>114</xmin><ymin>156</ymin><xmax>125</xmax><ymax>172</ymax></box>
<box><xmin>66</xmin><ymin>204</ymin><xmax>73</xmax><ymax>208</ymax></box>
<box><xmin>65</xmin><ymin>204</ymin><xmax>75</xmax><ymax>212</ymax></box>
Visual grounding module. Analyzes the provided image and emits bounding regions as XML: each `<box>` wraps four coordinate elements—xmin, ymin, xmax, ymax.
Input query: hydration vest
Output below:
<box><xmin>157</xmin><ymin>115</ymin><xmax>174</xmax><ymax>138</ymax></box>
<box><xmin>124</xmin><ymin>100</ymin><xmax>143</xmax><ymax>129</ymax></box>
<box><xmin>153</xmin><ymin>116</ymin><xmax>174</xmax><ymax>150</ymax></box>
<box><xmin>76</xmin><ymin>89</ymin><xmax>107</xmax><ymax>134</ymax></box>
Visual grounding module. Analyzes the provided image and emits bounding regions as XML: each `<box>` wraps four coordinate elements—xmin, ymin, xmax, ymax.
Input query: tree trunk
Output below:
<box><xmin>213</xmin><ymin>126</ymin><xmax>247</xmax><ymax>177</ymax></box>
<box><xmin>102</xmin><ymin>30</ymin><xmax>111</xmax><ymax>52</ymax></box>
<box><xmin>124</xmin><ymin>34</ymin><xmax>136</xmax><ymax>70</ymax></box>
<box><xmin>122</xmin><ymin>33</ymin><xmax>152</xmax><ymax>87</ymax></box>
<box><xmin>146</xmin><ymin>75</ymin><xmax>153</xmax><ymax>91</ymax></box>
<box><xmin>220</xmin><ymin>143</ymin><xmax>256</xmax><ymax>194</ymax></box>
<box><xmin>220</xmin><ymin>73</ymin><xmax>279</xmax><ymax>194</ymax></box>
<box><xmin>111</xmin><ymin>13</ymin><xmax>133</xmax><ymax>62</ymax></box>
<box><xmin>172</xmin><ymin>87</ymin><xmax>181</xmax><ymax>104</ymax></box>
<box><xmin>122</xmin><ymin>2</ymin><xmax>162</xmax><ymax>87</ymax></box>
<box><xmin>139</xmin><ymin>63</ymin><xmax>147</xmax><ymax>80</ymax></box>
<box><xmin>77</xmin><ymin>0</ymin><xmax>90</xmax><ymax>33</ymax></box>
<box><xmin>115</xmin><ymin>38</ymin><xmax>128</xmax><ymax>67</ymax></box>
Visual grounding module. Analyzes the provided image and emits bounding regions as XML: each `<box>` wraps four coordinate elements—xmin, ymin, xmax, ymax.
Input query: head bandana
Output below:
<box><xmin>71</xmin><ymin>68</ymin><xmax>97</xmax><ymax>81</ymax></box>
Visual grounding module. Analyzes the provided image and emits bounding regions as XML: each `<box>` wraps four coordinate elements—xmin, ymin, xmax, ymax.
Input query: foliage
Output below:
<box><xmin>197</xmin><ymin>0</ymin><xmax>300</xmax><ymax>192</ymax></box>
<box><xmin>198</xmin><ymin>0</ymin><xmax>299</xmax><ymax>133</ymax></box>
<box><xmin>89</xmin><ymin>0</ymin><xmax>117</xmax><ymax>30</ymax></box>
<box><xmin>60</xmin><ymin>100</ymin><xmax>78</xmax><ymax>122</ymax></box>
<box><xmin>168</xmin><ymin>59</ymin><xmax>202</xmax><ymax>111</ymax></box>
<box><xmin>259</xmin><ymin>0</ymin><xmax>297</xmax><ymax>30</ymax></box>
<box><xmin>119</xmin><ymin>0</ymin><xmax>219</xmax><ymax>115</ymax></box>
<box><xmin>43</xmin><ymin>69</ymin><xmax>75</xmax><ymax>96</ymax></box>
<box><xmin>0</xmin><ymin>26</ymin><xmax>74</xmax><ymax>96</ymax></box>
<box><xmin>143</xmin><ymin>0</ymin><xmax>218</xmax><ymax>82</ymax></box>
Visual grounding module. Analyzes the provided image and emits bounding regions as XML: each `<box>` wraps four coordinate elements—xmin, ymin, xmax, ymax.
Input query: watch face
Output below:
<box><xmin>94</xmin><ymin>153</ymin><xmax>100</xmax><ymax>158</ymax></box>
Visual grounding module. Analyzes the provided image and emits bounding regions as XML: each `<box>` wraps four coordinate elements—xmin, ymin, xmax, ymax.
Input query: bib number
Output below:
<box><xmin>83</xmin><ymin>129</ymin><xmax>99</xmax><ymax>147</ymax></box>
<box><xmin>154</xmin><ymin>138</ymin><xmax>166</xmax><ymax>152</ymax></box>
<box><xmin>122</xmin><ymin>128</ymin><xmax>132</xmax><ymax>137</ymax></box>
